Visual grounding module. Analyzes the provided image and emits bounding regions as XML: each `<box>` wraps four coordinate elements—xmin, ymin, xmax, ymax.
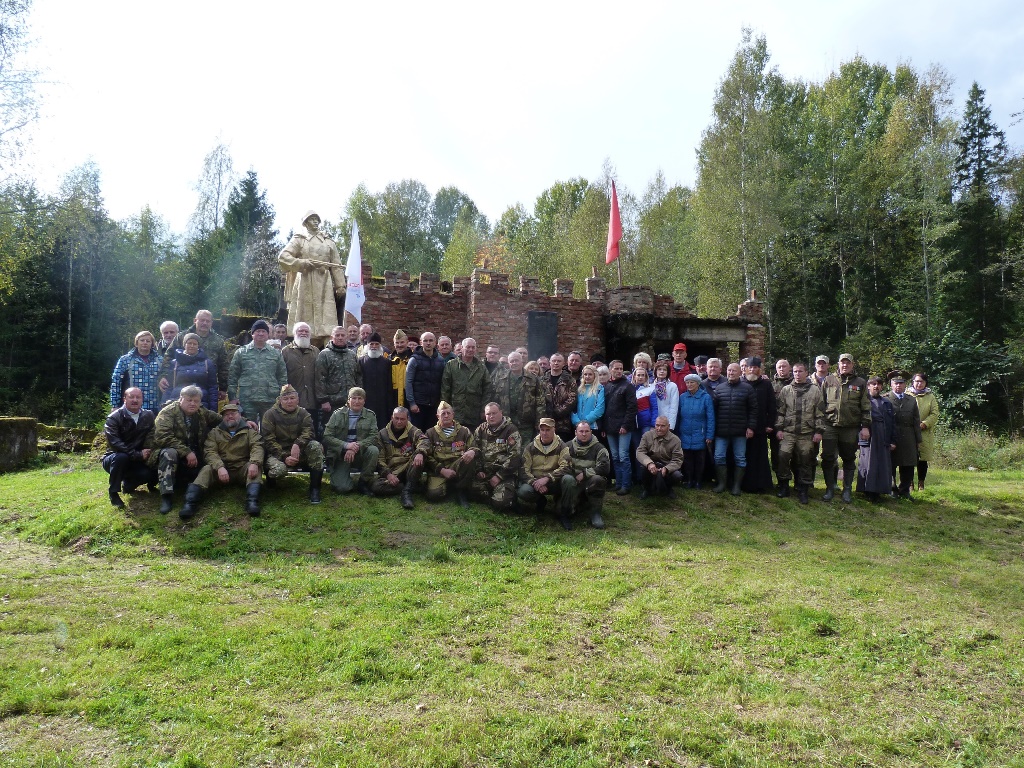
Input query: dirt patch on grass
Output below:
<box><xmin>0</xmin><ymin>714</ymin><xmax>126</xmax><ymax>764</ymax></box>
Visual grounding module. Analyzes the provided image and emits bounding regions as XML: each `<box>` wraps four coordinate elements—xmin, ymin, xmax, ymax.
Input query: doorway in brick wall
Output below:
<box><xmin>527</xmin><ymin>311</ymin><xmax>559</xmax><ymax>359</ymax></box>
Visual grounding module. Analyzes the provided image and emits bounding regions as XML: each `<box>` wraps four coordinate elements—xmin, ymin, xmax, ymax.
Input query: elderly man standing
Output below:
<box><xmin>471</xmin><ymin>402</ymin><xmax>522</xmax><ymax>513</ymax></box>
<box><xmin>775</xmin><ymin>362</ymin><xmax>825</xmax><ymax>504</ymax></box>
<box><xmin>278</xmin><ymin>210</ymin><xmax>345</xmax><ymax>346</ymax></box>
<box><xmin>146</xmin><ymin>385</ymin><xmax>223</xmax><ymax>516</ymax></box>
<box><xmin>102</xmin><ymin>387</ymin><xmax>156</xmax><ymax>507</ymax></box>
<box><xmin>359</xmin><ymin>332</ymin><xmax>395</xmax><ymax>430</ymax></box>
<box><xmin>261</xmin><ymin>384</ymin><xmax>325</xmax><ymax>504</ymax></box>
<box><xmin>823</xmin><ymin>353</ymin><xmax>871</xmax><ymax>503</ymax></box>
<box><xmin>712</xmin><ymin>363</ymin><xmax>758</xmax><ymax>495</ymax></box>
<box><xmin>316</xmin><ymin>325</ymin><xmax>362</xmax><ymax>419</ymax></box>
<box><xmin>405</xmin><ymin>331</ymin><xmax>446</xmax><ymax>433</ymax></box>
<box><xmin>184</xmin><ymin>403</ymin><xmax>265</xmax><ymax>518</ymax></box>
<box><xmin>441</xmin><ymin>337</ymin><xmax>489</xmax><ymax>429</ymax></box>
<box><xmin>111</xmin><ymin>330</ymin><xmax>163</xmax><ymax>414</ymax></box>
<box><xmin>282</xmin><ymin>321</ymin><xmax>322</xmax><ymax>438</ymax></box>
<box><xmin>489</xmin><ymin>350</ymin><xmax>544</xmax><ymax>443</ymax></box>
<box><xmin>373</xmin><ymin>406</ymin><xmax>429</xmax><ymax>509</ymax></box>
<box><xmin>160</xmin><ymin>309</ymin><xmax>230</xmax><ymax>395</ymax></box>
<box><xmin>518</xmin><ymin>417</ymin><xmax>571</xmax><ymax>526</ymax></box>
<box><xmin>564</xmin><ymin>421</ymin><xmax>610</xmax><ymax>529</ymax></box>
<box><xmin>636</xmin><ymin>415</ymin><xmax>685</xmax><ymax>500</ymax></box>
<box><xmin>322</xmin><ymin>386</ymin><xmax>379</xmax><ymax>496</ymax></box>
<box><xmin>228</xmin><ymin>319</ymin><xmax>287</xmax><ymax>424</ymax></box>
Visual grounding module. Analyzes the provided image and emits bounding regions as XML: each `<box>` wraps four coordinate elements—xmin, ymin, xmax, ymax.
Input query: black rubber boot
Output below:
<box><xmin>713</xmin><ymin>466</ymin><xmax>728</xmax><ymax>493</ymax></box>
<box><xmin>400</xmin><ymin>476</ymin><xmax>415</xmax><ymax>510</ymax></box>
<box><xmin>590</xmin><ymin>511</ymin><xmax>605</xmax><ymax>529</ymax></box>
<box><xmin>797</xmin><ymin>484</ymin><xmax>809</xmax><ymax>504</ymax></box>
<box><xmin>776</xmin><ymin>480</ymin><xmax>790</xmax><ymax>498</ymax></box>
<box><xmin>245</xmin><ymin>482</ymin><xmax>262</xmax><ymax>517</ymax></box>
<box><xmin>731</xmin><ymin>467</ymin><xmax>745</xmax><ymax>496</ymax></box>
<box><xmin>308</xmin><ymin>469</ymin><xmax>322</xmax><ymax>504</ymax></box>
<box><xmin>159</xmin><ymin>494</ymin><xmax>174</xmax><ymax>515</ymax></box>
<box><xmin>180</xmin><ymin>483</ymin><xmax>203</xmax><ymax>520</ymax></box>
<box><xmin>822</xmin><ymin>465</ymin><xmax>837</xmax><ymax>501</ymax></box>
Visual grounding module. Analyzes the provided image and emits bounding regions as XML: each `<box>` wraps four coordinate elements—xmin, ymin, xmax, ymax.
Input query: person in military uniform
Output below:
<box><xmin>563</xmin><ymin>421</ymin><xmax>610</xmax><ymax>529</ymax></box>
<box><xmin>373</xmin><ymin>406</ymin><xmax>429</xmax><ymax>509</ymax></box>
<box><xmin>471</xmin><ymin>402</ymin><xmax>522</xmax><ymax>513</ymax></box>
<box><xmin>542</xmin><ymin>353</ymin><xmax>578</xmax><ymax>442</ymax></box>
<box><xmin>774</xmin><ymin>362</ymin><xmax>825</xmax><ymax>504</ymax></box>
<box><xmin>489</xmin><ymin>350</ymin><xmax>544</xmax><ymax>443</ymax></box>
<box><xmin>316</xmin><ymin>325</ymin><xmax>362</xmax><ymax>422</ymax></box>
<box><xmin>146</xmin><ymin>385</ymin><xmax>223</xmax><ymax>515</ymax></box>
<box><xmin>635</xmin><ymin>415</ymin><xmax>685</xmax><ymax>500</ymax></box>
<box><xmin>822</xmin><ymin>353</ymin><xmax>871</xmax><ymax>502</ymax></box>
<box><xmin>278</xmin><ymin>210</ymin><xmax>346</xmax><ymax>345</ymax></box>
<box><xmin>261</xmin><ymin>384</ymin><xmax>325</xmax><ymax>504</ymax></box>
<box><xmin>228</xmin><ymin>319</ymin><xmax>287</xmax><ymax>425</ymax></box>
<box><xmin>518</xmin><ymin>417</ymin><xmax>571</xmax><ymax>527</ymax></box>
<box><xmin>159</xmin><ymin>309</ymin><xmax>230</xmax><ymax>395</ymax></box>
<box><xmin>183</xmin><ymin>402</ymin><xmax>265</xmax><ymax>519</ymax></box>
<box><xmin>771</xmin><ymin>358</ymin><xmax>793</xmax><ymax>484</ymax></box>
<box><xmin>885</xmin><ymin>371</ymin><xmax>923</xmax><ymax>499</ymax></box>
<box><xmin>440</xmin><ymin>337</ymin><xmax>489</xmax><ymax>429</ymax></box>
<box><xmin>424</xmin><ymin>401</ymin><xmax>477</xmax><ymax>508</ymax></box>
<box><xmin>322</xmin><ymin>386</ymin><xmax>379</xmax><ymax>495</ymax></box>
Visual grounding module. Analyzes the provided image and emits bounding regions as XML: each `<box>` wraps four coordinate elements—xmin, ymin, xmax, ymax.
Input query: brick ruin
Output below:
<box><xmin>347</xmin><ymin>264</ymin><xmax>766</xmax><ymax>363</ymax></box>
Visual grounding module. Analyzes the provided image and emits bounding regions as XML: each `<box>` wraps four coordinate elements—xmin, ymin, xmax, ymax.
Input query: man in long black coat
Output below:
<box><xmin>359</xmin><ymin>333</ymin><xmax>395</xmax><ymax>430</ymax></box>
<box><xmin>742</xmin><ymin>357</ymin><xmax>777</xmax><ymax>493</ymax></box>
<box><xmin>885</xmin><ymin>371</ymin><xmax>923</xmax><ymax>499</ymax></box>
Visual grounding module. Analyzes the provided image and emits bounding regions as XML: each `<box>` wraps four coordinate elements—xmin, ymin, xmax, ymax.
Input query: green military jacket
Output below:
<box><xmin>145</xmin><ymin>402</ymin><xmax>222</xmax><ymax>466</ymax></box>
<box><xmin>322</xmin><ymin>406</ymin><xmax>378</xmax><ymax>459</ymax></box>
<box><xmin>260</xmin><ymin>402</ymin><xmax>314</xmax><ymax>460</ymax></box>
<box><xmin>522</xmin><ymin>435</ymin><xmax>570</xmax><ymax>483</ymax></box>
<box><xmin>316</xmin><ymin>342</ymin><xmax>362</xmax><ymax>409</ymax></box>
<box><xmin>424</xmin><ymin>422</ymin><xmax>475</xmax><ymax>472</ymax></box>
<box><xmin>377</xmin><ymin>422</ymin><xmax>430</xmax><ymax>476</ymax></box>
<box><xmin>823</xmin><ymin>374</ymin><xmax>871</xmax><ymax>429</ymax></box>
<box><xmin>472</xmin><ymin>417</ymin><xmax>522</xmax><ymax>481</ymax></box>
<box><xmin>775</xmin><ymin>381</ymin><xmax>826</xmax><ymax>436</ymax></box>
<box><xmin>489</xmin><ymin>368</ymin><xmax>544</xmax><ymax>433</ymax></box>
<box><xmin>203</xmin><ymin>421</ymin><xmax>264</xmax><ymax>473</ymax></box>
<box><xmin>567</xmin><ymin>437</ymin><xmax>610</xmax><ymax>479</ymax></box>
<box><xmin>228</xmin><ymin>343</ymin><xmax>287</xmax><ymax>405</ymax></box>
<box><xmin>440</xmin><ymin>357</ymin><xmax>489</xmax><ymax>427</ymax></box>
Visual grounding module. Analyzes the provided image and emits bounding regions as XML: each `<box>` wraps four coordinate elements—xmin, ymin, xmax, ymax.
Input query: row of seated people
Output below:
<box><xmin>103</xmin><ymin>384</ymin><xmax>689</xmax><ymax>531</ymax></box>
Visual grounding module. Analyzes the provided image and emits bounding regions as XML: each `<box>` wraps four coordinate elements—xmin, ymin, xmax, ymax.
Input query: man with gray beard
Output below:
<box><xmin>282</xmin><ymin>322</ymin><xmax>322</xmax><ymax>438</ymax></box>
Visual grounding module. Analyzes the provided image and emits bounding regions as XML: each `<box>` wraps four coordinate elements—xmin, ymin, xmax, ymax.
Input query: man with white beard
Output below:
<box><xmin>282</xmin><ymin>322</ymin><xmax>323</xmax><ymax>439</ymax></box>
<box><xmin>359</xmin><ymin>332</ymin><xmax>395</xmax><ymax>430</ymax></box>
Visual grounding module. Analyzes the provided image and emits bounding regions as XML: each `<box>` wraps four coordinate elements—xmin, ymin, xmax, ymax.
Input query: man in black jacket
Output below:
<box><xmin>603</xmin><ymin>359</ymin><xmax>638</xmax><ymax>495</ymax></box>
<box><xmin>102</xmin><ymin>387</ymin><xmax>157</xmax><ymax>507</ymax></box>
<box><xmin>712</xmin><ymin>363</ymin><xmax>758</xmax><ymax>495</ymax></box>
<box><xmin>404</xmin><ymin>332</ymin><xmax>446</xmax><ymax>432</ymax></box>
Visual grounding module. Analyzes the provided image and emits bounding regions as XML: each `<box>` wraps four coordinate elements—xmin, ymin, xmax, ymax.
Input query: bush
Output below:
<box><xmin>933</xmin><ymin>424</ymin><xmax>1024</xmax><ymax>471</ymax></box>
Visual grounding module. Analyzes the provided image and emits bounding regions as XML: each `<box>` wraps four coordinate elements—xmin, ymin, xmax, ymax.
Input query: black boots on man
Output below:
<box><xmin>776</xmin><ymin>480</ymin><xmax>790</xmax><ymax>498</ymax></box>
<box><xmin>308</xmin><ymin>468</ymin><xmax>323</xmax><ymax>505</ymax></box>
<box><xmin>180</xmin><ymin>483</ymin><xmax>203</xmax><ymax>520</ymax></box>
<box><xmin>245</xmin><ymin>483</ymin><xmax>262</xmax><ymax>517</ymax></box>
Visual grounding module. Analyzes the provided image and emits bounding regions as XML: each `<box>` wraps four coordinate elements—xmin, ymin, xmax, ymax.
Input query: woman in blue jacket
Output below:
<box><xmin>572</xmin><ymin>365</ymin><xmax>606</xmax><ymax>430</ymax></box>
<box><xmin>677</xmin><ymin>373</ymin><xmax>715</xmax><ymax>487</ymax></box>
<box><xmin>161</xmin><ymin>333</ymin><xmax>219</xmax><ymax>411</ymax></box>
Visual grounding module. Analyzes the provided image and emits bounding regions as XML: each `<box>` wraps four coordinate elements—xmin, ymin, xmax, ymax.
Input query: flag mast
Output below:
<box><xmin>605</xmin><ymin>180</ymin><xmax>623</xmax><ymax>288</ymax></box>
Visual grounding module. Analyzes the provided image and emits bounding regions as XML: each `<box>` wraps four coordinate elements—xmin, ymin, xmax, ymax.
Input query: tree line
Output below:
<box><xmin>0</xmin><ymin>23</ymin><xmax>1021</xmax><ymax>430</ymax></box>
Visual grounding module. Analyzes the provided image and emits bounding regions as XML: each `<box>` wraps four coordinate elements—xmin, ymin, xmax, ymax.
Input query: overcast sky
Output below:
<box><xmin>17</xmin><ymin>0</ymin><xmax>1024</xmax><ymax>238</ymax></box>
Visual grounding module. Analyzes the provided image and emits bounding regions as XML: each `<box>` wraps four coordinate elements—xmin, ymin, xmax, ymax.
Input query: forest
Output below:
<box><xmin>0</xmin><ymin>20</ymin><xmax>1022</xmax><ymax>431</ymax></box>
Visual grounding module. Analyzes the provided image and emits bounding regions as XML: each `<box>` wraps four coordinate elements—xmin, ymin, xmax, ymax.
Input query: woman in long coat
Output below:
<box><xmin>908</xmin><ymin>373</ymin><xmax>939</xmax><ymax>490</ymax></box>
<box><xmin>858</xmin><ymin>376</ymin><xmax>895</xmax><ymax>503</ymax></box>
<box><xmin>885</xmin><ymin>371</ymin><xmax>923</xmax><ymax>498</ymax></box>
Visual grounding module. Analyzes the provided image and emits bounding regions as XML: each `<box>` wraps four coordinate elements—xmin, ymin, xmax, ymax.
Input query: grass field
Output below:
<box><xmin>1</xmin><ymin>458</ymin><xmax>1022</xmax><ymax>767</ymax></box>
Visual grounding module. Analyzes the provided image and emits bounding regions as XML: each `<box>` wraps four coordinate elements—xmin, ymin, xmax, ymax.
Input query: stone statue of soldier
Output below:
<box><xmin>278</xmin><ymin>210</ymin><xmax>346</xmax><ymax>346</ymax></box>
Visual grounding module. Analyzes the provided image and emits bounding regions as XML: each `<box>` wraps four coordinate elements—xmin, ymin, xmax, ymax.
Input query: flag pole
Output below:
<box><xmin>605</xmin><ymin>180</ymin><xmax>623</xmax><ymax>287</ymax></box>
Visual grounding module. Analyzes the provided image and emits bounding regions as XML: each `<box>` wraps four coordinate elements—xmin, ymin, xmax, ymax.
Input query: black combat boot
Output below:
<box><xmin>159</xmin><ymin>494</ymin><xmax>174</xmax><ymax>514</ymax></box>
<box><xmin>108</xmin><ymin>489</ymin><xmax>125</xmax><ymax>508</ymax></box>
<box><xmin>797</xmin><ymin>484</ymin><xmax>809</xmax><ymax>504</ymax></box>
<box><xmin>245</xmin><ymin>482</ymin><xmax>262</xmax><ymax>517</ymax></box>
<box><xmin>308</xmin><ymin>468</ymin><xmax>322</xmax><ymax>504</ymax></box>
<box><xmin>180</xmin><ymin>483</ymin><xmax>203</xmax><ymax>520</ymax></box>
<box><xmin>400</xmin><ymin>475</ymin><xmax>416</xmax><ymax>510</ymax></box>
<box><xmin>776</xmin><ymin>480</ymin><xmax>790</xmax><ymax>498</ymax></box>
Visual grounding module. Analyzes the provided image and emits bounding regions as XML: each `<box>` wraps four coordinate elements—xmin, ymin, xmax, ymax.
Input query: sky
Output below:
<box><xmin>16</xmin><ymin>0</ymin><xmax>1024</xmax><ymax>239</ymax></box>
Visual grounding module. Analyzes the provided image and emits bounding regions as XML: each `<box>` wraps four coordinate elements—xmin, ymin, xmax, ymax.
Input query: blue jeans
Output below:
<box><xmin>607</xmin><ymin>430</ymin><xmax>632</xmax><ymax>488</ymax></box>
<box><xmin>714</xmin><ymin>436</ymin><xmax>747</xmax><ymax>467</ymax></box>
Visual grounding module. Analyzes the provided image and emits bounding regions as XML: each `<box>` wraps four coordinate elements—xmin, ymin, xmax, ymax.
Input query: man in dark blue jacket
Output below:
<box><xmin>404</xmin><ymin>332</ymin><xmax>447</xmax><ymax>432</ymax></box>
<box><xmin>712</xmin><ymin>363</ymin><xmax>759</xmax><ymax>496</ymax></box>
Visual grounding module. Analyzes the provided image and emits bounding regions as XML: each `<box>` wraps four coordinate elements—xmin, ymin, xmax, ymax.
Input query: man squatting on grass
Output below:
<box><xmin>107</xmin><ymin>314</ymin><xmax>931</xmax><ymax>520</ymax></box>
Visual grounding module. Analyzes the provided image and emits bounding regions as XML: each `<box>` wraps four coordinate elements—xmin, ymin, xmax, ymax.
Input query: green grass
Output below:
<box><xmin>1</xmin><ymin>457</ymin><xmax>1023</xmax><ymax>766</ymax></box>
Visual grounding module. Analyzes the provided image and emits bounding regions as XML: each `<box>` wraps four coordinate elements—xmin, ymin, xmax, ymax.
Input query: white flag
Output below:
<box><xmin>343</xmin><ymin>221</ymin><xmax>365</xmax><ymax>323</ymax></box>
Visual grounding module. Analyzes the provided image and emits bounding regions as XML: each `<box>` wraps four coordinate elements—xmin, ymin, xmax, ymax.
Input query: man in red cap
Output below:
<box><xmin>668</xmin><ymin>342</ymin><xmax>696</xmax><ymax>411</ymax></box>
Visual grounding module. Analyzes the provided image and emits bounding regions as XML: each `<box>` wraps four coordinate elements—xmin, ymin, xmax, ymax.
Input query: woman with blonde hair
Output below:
<box><xmin>572</xmin><ymin>364</ymin><xmax>606</xmax><ymax>430</ymax></box>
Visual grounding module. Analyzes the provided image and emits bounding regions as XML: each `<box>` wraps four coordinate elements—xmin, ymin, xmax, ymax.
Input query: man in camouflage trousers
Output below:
<box><xmin>563</xmin><ymin>421</ymin><xmax>610</xmax><ymax>529</ymax></box>
<box><xmin>424</xmin><ymin>401</ymin><xmax>477</xmax><ymax>508</ymax></box>
<box><xmin>518</xmin><ymin>417</ymin><xmax>572</xmax><ymax>528</ymax></box>
<box><xmin>261</xmin><ymin>384</ymin><xmax>325</xmax><ymax>504</ymax></box>
<box><xmin>183</xmin><ymin>403</ymin><xmax>265</xmax><ymax>519</ymax></box>
<box><xmin>471</xmin><ymin>402</ymin><xmax>522</xmax><ymax>512</ymax></box>
<box><xmin>489</xmin><ymin>351</ymin><xmax>544</xmax><ymax>443</ymax></box>
<box><xmin>774</xmin><ymin>362</ymin><xmax>825</xmax><ymax>504</ymax></box>
<box><xmin>146</xmin><ymin>385</ymin><xmax>222</xmax><ymax>515</ymax></box>
<box><xmin>372</xmin><ymin>406</ymin><xmax>430</xmax><ymax>509</ymax></box>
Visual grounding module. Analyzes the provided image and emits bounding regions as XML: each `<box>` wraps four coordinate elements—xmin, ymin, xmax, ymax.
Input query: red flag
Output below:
<box><xmin>605</xmin><ymin>180</ymin><xmax>622</xmax><ymax>265</ymax></box>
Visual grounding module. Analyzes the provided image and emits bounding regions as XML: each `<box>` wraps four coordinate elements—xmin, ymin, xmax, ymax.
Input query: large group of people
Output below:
<box><xmin>104</xmin><ymin>313</ymin><xmax>940</xmax><ymax>528</ymax></box>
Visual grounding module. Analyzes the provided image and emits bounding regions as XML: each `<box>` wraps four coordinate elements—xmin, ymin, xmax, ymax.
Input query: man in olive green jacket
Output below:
<box><xmin>518</xmin><ymin>418</ymin><xmax>571</xmax><ymax>525</ymax></box>
<box><xmin>261</xmin><ymin>384</ymin><xmax>325</xmax><ymax>504</ymax></box>
<box><xmin>322</xmin><ymin>386</ymin><xmax>379</xmax><ymax>495</ymax></box>
<box><xmin>183</xmin><ymin>403</ymin><xmax>265</xmax><ymax>519</ymax></box>
<box><xmin>440</xmin><ymin>337</ymin><xmax>489</xmax><ymax>429</ymax></box>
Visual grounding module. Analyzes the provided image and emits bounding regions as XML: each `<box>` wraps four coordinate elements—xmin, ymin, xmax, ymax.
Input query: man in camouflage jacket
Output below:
<box><xmin>471</xmin><ymin>402</ymin><xmax>522</xmax><ymax>512</ymax></box>
<box><xmin>372</xmin><ymin>406</ymin><xmax>430</xmax><ymax>509</ymax></box>
<box><xmin>563</xmin><ymin>421</ymin><xmax>610</xmax><ymax>529</ymax></box>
